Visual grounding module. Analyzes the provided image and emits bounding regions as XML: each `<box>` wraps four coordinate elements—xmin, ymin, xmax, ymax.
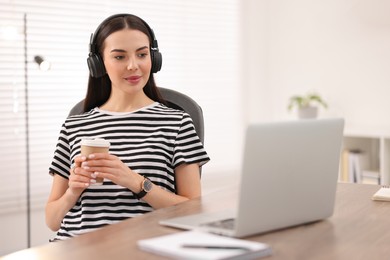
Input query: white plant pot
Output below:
<box><xmin>298</xmin><ymin>106</ymin><xmax>318</xmax><ymax>119</ymax></box>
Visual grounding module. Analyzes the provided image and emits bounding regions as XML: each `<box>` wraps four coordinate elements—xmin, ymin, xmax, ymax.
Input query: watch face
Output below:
<box><xmin>143</xmin><ymin>178</ymin><xmax>153</xmax><ymax>192</ymax></box>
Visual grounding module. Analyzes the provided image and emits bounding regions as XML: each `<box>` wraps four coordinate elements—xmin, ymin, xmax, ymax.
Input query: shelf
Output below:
<box><xmin>342</xmin><ymin>129</ymin><xmax>390</xmax><ymax>185</ymax></box>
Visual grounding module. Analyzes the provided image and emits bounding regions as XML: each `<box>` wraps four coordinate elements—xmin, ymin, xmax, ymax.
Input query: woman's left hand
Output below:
<box><xmin>81</xmin><ymin>153</ymin><xmax>140</xmax><ymax>190</ymax></box>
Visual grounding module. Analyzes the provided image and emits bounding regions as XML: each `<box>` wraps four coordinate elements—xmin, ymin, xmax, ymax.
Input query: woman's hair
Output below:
<box><xmin>83</xmin><ymin>15</ymin><xmax>165</xmax><ymax>112</ymax></box>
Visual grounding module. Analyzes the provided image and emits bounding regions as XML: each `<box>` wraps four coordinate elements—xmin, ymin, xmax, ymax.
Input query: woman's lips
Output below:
<box><xmin>125</xmin><ymin>76</ymin><xmax>141</xmax><ymax>84</ymax></box>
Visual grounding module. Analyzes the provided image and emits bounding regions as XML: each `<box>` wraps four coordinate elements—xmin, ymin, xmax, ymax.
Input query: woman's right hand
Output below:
<box><xmin>46</xmin><ymin>155</ymin><xmax>94</xmax><ymax>232</ymax></box>
<box><xmin>68</xmin><ymin>155</ymin><xmax>94</xmax><ymax>196</ymax></box>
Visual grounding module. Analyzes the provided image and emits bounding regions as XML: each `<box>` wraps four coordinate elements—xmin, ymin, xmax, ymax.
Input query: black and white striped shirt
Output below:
<box><xmin>49</xmin><ymin>102</ymin><xmax>209</xmax><ymax>240</ymax></box>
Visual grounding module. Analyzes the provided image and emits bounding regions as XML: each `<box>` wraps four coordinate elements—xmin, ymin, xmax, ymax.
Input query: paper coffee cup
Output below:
<box><xmin>80</xmin><ymin>138</ymin><xmax>110</xmax><ymax>185</ymax></box>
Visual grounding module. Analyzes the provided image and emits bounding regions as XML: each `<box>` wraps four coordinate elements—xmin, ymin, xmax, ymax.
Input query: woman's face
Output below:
<box><xmin>102</xmin><ymin>29</ymin><xmax>152</xmax><ymax>95</ymax></box>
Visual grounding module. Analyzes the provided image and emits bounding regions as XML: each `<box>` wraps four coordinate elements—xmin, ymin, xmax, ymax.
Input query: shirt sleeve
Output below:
<box><xmin>48</xmin><ymin>122</ymin><xmax>72</xmax><ymax>179</ymax></box>
<box><xmin>172</xmin><ymin>113</ymin><xmax>210</xmax><ymax>168</ymax></box>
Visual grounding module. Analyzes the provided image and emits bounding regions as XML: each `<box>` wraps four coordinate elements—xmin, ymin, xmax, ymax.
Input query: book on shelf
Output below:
<box><xmin>362</xmin><ymin>170</ymin><xmax>380</xmax><ymax>185</ymax></box>
<box><xmin>137</xmin><ymin>230</ymin><xmax>272</xmax><ymax>260</ymax></box>
<box><xmin>340</xmin><ymin>150</ymin><xmax>350</xmax><ymax>182</ymax></box>
<box><xmin>339</xmin><ymin>149</ymin><xmax>379</xmax><ymax>184</ymax></box>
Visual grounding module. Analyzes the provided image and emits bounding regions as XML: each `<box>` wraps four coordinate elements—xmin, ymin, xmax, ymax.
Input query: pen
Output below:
<box><xmin>181</xmin><ymin>244</ymin><xmax>251</xmax><ymax>251</ymax></box>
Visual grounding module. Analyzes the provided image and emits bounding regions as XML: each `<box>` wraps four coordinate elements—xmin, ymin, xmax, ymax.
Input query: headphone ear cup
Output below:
<box><xmin>87</xmin><ymin>53</ymin><xmax>106</xmax><ymax>78</ymax></box>
<box><xmin>151</xmin><ymin>51</ymin><xmax>162</xmax><ymax>73</ymax></box>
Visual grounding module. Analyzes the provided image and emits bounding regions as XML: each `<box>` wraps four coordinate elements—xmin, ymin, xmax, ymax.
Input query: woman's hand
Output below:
<box><xmin>80</xmin><ymin>153</ymin><xmax>141</xmax><ymax>191</ymax></box>
<box><xmin>76</xmin><ymin>153</ymin><xmax>201</xmax><ymax>210</ymax></box>
<box><xmin>46</xmin><ymin>155</ymin><xmax>93</xmax><ymax>232</ymax></box>
<box><xmin>68</xmin><ymin>155</ymin><xmax>93</xmax><ymax>196</ymax></box>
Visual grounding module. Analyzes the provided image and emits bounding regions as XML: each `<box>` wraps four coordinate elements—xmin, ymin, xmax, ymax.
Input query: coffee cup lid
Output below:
<box><xmin>81</xmin><ymin>138</ymin><xmax>110</xmax><ymax>147</ymax></box>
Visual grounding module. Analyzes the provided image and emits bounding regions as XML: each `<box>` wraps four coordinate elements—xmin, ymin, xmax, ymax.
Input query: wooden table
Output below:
<box><xmin>2</xmin><ymin>183</ymin><xmax>390</xmax><ymax>259</ymax></box>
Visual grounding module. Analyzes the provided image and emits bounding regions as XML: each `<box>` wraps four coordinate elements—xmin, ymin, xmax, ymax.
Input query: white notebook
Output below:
<box><xmin>137</xmin><ymin>230</ymin><xmax>272</xmax><ymax>260</ymax></box>
<box><xmin>372</xmin><ymin>186</ymin><xmax>390</xmax><ymax>201</ymax></box>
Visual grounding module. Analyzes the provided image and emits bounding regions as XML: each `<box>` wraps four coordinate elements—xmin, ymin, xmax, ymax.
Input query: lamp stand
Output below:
<box><xmin>23</xmin><ymin>13</ymin><xmax>31</xmax><ymax>249</ymax></box>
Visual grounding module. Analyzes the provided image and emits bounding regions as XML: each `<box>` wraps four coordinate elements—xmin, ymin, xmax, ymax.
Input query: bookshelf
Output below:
<box><xmin>341</xmin><ymin>127</ymin><xmax>390</xmax><ymax>185</ymax></box>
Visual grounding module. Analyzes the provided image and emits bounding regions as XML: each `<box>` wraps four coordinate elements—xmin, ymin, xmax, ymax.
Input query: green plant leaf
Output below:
<box><xmin>287</xmin><ymin>92</ymin><xmax>328</xmax><ymax>111</ymax></box>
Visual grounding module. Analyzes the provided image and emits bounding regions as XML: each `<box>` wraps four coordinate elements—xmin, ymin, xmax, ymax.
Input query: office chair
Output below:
<box><xmin>68</xmin><ymin>87</ymin><xmax>205</xmax><ymax>144</ymax></box>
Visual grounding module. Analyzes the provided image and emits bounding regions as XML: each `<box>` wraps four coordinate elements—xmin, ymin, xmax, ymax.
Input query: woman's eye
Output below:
<box><xmin>114</xmin><ymin>56</ymin><xmax>124</xmax><ymax>60</ymax></box>
<box><xmin>138</xmin><ymin>53</ymin><xmax>148</xmax><ymax>58</ymax></box>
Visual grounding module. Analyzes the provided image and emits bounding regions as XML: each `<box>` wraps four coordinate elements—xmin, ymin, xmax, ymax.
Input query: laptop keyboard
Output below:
<box><xmin>201</xmin><ymin>218</ymin><xmax>236</xmax><ymax>230</ymax></box>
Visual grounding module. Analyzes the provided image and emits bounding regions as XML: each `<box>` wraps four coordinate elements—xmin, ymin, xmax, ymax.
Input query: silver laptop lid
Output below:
<box><xmin>234</xmin><ymin>118</ymin><xmax>344</xmax><ymax>237</ymax></box>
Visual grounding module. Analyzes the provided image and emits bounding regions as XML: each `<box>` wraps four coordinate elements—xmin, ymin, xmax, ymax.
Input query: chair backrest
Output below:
<box><xmin>67</xmin><ymin>87</ymin><xmax>205</xmax><ymax>144</ymax></box>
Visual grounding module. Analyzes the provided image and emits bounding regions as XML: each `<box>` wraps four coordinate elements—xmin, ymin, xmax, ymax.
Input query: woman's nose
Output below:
<box><xmin>127</xmin><ymin>57</ymin><xmax>138</xmax><ymax>70</ymax></box>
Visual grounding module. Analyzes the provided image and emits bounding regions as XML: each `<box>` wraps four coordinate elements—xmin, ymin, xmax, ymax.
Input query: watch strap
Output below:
<box><xmin>134</xmin><ymin>189</ymin><xmax>147</xmax><ymax>200</ymax></box>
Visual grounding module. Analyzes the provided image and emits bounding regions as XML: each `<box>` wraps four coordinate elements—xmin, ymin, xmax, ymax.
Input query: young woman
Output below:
<box><xmin>45</xmin><ymin>14</ymin><xmax>209</xmax><ymax>241</ymax></box>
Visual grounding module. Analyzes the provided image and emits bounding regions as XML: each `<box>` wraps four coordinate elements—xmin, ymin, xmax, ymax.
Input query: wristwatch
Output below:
<box><xmin>134</xmin><ymin>177</ymin><xmax>153</xmax><ymax>199</ymax></box>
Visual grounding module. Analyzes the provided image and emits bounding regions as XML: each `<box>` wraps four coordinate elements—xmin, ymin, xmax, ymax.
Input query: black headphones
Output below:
<box><xmin>87</xmin><ymin>13</ymin><xmax>162</xmax><ymax>78</ymax></box>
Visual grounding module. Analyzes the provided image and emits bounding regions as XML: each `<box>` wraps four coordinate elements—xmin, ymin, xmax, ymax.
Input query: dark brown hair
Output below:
<box><xmin>83</xmin><ymin>15</ymin><xmax>165</xmax><ymax>112</ymax></box>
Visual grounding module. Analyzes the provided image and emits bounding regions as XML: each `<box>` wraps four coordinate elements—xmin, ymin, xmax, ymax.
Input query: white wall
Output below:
<box><xmin>242</xmin><ymin>0</ymin><xmax>390</xmax><ymax>130</ymax></box>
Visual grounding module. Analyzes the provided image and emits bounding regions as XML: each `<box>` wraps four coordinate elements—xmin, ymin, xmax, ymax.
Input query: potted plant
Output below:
<box><xmin>287</xmin><ymin>92</ymin><xmax>328</xmax><ymax>119</ymax></box>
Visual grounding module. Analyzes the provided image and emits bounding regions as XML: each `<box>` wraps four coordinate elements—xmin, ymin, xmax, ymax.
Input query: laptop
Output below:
<box><xmin>159</xmin><ymin>118</ymin><xmax>345</xmax><ymax>238</ymax></box>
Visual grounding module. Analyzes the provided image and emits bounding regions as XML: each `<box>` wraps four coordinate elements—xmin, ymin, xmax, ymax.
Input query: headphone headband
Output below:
<box><xmin>87</xmin><ymin>13</ymin><xmax>162</xmax><ymax>77</ymax></box>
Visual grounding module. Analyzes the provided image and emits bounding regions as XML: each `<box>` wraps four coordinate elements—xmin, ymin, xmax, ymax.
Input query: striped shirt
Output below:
<box><xmin>49</xmin><ymin>102</ymin><xmax>210</xmax><ymax>240</ymax></box>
